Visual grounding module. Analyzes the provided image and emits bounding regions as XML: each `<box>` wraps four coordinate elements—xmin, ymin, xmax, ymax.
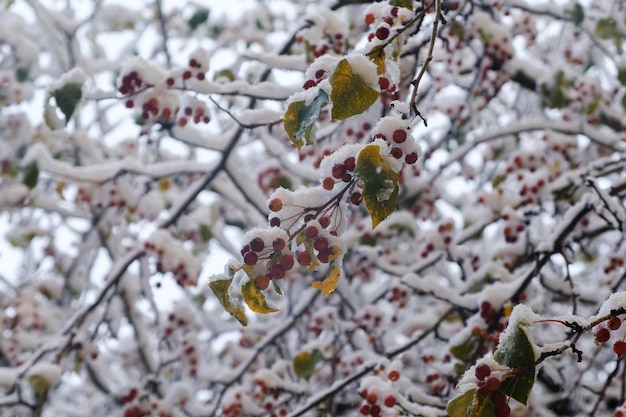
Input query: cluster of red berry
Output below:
<box><xmin>594</xmin><ymin>316</ymin><xmax>626</xmax><ymax>355</ymax></box>
<box><xmin>474</xmin><ymin>363</ymin><xmax>511</xmax><ymax>417</ymax></box>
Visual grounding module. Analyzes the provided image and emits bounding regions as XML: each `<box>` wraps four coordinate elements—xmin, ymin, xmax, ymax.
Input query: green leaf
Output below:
<box><xmin>15</xmin><ymin>67</ymin><xmax>29</xmax><ymax>82</ymax></box>
<box><xmin>188</xmin><ymin>8</ymin><xmax>209</xmax><ymax>31</ymax></box>
<box><xmin>241</xmin><ymin>280</ymin><xmax>279</xmax><ymax>314</ymax></box>
<box><xmin>293</xmin><ymin>349</ymin><xmax>323</xmax><ymax>381</ymax></box>
<box><xmin>618</xmin><ymin>68</ymin><xmax>626</xmax><ymax>86</ymax></box>
<box><xmin>209</xmin><ymin>278</ymin><xmax>248</xmax><ymax>326</ymax></box>
<box><xmin>329</xmin><ymin>59</ymin><xmax>378</xmax><ymax>121</ymax></box>
<box><xmin>389</xmin><ymin>0</ymin><xmax>412</xmax><ymax>10</ymax></box>
<box><xmin>52</xmin><ymin>83</ymin><xmax>82</xmax><ymax>124</ymax></box>
<box><xmin>311</xmin><ymin>266</ymin><xmax>341</xmax><ymax>296</ymax></box>
<box><xmin>355</xmin><ymin>144</ymin><xmax>400</xmax><ymax>228</ymax></box>
<box><xmin>283</xmin><ymin>90</ymin><xmax>329</xmax><ymax>150</ymax></box>
<box><xmin>571</xmin><ymin>3</ymin><xmax>584</xmax><ymax>26</ymax></box>
<box><xmin>22</xmin><ymin>161</ymin><xmax>39</xmax><ymax>189</ymax></box>
<box><xmin>494</xmin><ymin>324</ymin><xmax>536</xmax><ymax>404</ymax></box>
<box><xmin>450</xmin><ymin>335</ymin><xmax>480</xmax><ymax>363</ymax></box>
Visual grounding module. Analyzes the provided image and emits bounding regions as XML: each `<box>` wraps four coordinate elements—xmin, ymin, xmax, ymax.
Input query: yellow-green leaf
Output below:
<box><xmin>494</xmin><ymin>324</ymin><xmax>536</xmax><ymax>404</ymax></box>
<box><xmin>311</xmin><ymin>266</ymin><xmax>341</xmax><ymax>296</ymax></box>
<box><xmin>293</xmin><ymin>349</ymin><xmax>323</xmax><ymax>381</ymax></box>
<box><xmin>447</xmin><ymin>389</ymin><xmax>496</xmax><ymax>417</ymax></box>
<box><xmin>209</xmin><ymin>278</ymin><xmax>248</xmax><ymax>326</ymax></box>
<box><xmin>241</xmin><ymin>280</ymin><xmax>279</xmax><ymax>314</ymax></box>
<box><xmin>283</xmin><ymin>90</ymin><xmax>329</xmax><ymax>150</ymax></box>
<box><xmin>355</xmin><ymin>144</ymin><xmax>399</xmax><ymax>228</ymax></box>
<box><xmin>330</xmin><ymin>59</ymin><xmax>378</xmax><ymax>121</ymax></box>
<box><xmin>491</xmin><ymin>174</ymin><xmax>506</xmax><ymax>189</ymax></box>
<box><xmin>389</xmin><ymin>0</ymin><xmax>412</xmax><ymax>10</ymax></box>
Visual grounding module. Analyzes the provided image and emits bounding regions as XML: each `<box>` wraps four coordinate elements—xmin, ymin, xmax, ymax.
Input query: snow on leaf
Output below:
<box><xmin>52</xmin><ymin>83</ymin><xmax>82</xmax><ymax>124</ymax></box>
<box><xmin>311</xmin><ymin>266</ymin><xmax>341</xmax><ymax>296</ymax></box>
<box><xmin>494</xmin><ymin>323</ymin><xmax>536</xmax><ymax>404</ymax></box>
<box><xmin>209</xmin><ymin>278</ymin><xmax>248</xmax><ymax>326</ymax></box>
<box><xmin>329</xmin><ymin>59</ymin><xmax>378</xmax><ymax>121</ymax></box>
<box><xmin>283</xmin><ymin>90</ymin><xmax>329</xmax><ymax>150</ymax></box>
<box><xmin>355</xmin><ymin>144</ymin><xmax>399</xmax><ymax>228</ymax></box>
<box><xmin>241</xmin><ymin>280</ymin><xmax>279</xmax><ymax>314</ymax></box>
<box><xmin>293</xmin><ymin>349</ymin><xmax>323</xmax><ymax>381</ymax></box>
<box><xmin>26</xmin><ymin>363</ymin><xmax>61</xmax><ymax>394</ymax></box>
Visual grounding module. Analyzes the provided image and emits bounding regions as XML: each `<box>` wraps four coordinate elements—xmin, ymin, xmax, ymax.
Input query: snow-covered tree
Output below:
<box><xmin>1</xmin><ymin>0</ymin><xmax>626</xmax><ymax>416</ymax></box>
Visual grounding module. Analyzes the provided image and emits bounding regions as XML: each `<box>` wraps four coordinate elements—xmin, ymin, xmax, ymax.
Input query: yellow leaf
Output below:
<box><xmin>209</xmin><ymin>278</ymin><xmax>248</xmax><ymax>326</ymax></box>
<box><xmin>293</xmin><ymin>349</ymin><xmax>323</xmax><ymax>381</ymax></box>
<box><xmin>241</xmin><ymin>280</ymin><xmax>279</xmax><ymax>314</ymax></box>
<box><xmin>158</xmin><ymin>177</ymin><xmax>170</xmax><ymax>192</ymax></box>
<box><xmin>311</xmin><ymin>267</ymin><xmax>341</xmax><ymax>296</ymax></box>
<box><xmin>330</xmin><ymin>59</ymin><xmax>378</xmax><ymax>121</ymax></box>
<box><xmin>355</xmin><ymin>144</ymin><xmax>400</xmax><ymax>228</ymax></box>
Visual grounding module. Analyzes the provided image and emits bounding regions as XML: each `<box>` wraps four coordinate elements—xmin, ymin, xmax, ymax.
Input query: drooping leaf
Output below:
<box><xmin>595</xmin><ymin>18</ymin><xmax>619</xmax><ymax>39</ymax></box>
<box><xmin>293</xmin><ymin>349</ymin><xmax>323</xmax><ymax>381</ymax></box>
<box><xmin>311</xmin><ymin>266</ymin><xmax>341</xmax><ymax>296</ymax></box>
<box><xmin>389</xmin><ymin>0</ymin><xmax>412</xmax><ymax>10</ymax></box>
<box><xmin>22</xmin><ymin>161</ymin><xmax>39</xmax><ymax>189</ymax></box>
<box><xmin>188</xmin><ymin>8</ymin><xmax>210</xmax><ymax>31</ymax></box>
<box><xmin>209</xmin><ymin>278</ymin><xmax>248</xmax><ymax>326</ymax></box>
<box><xmin>241</xmin><ymin>280</ymin><xmax>279</xmax><ymax>314</ymax></box>
<box><xmin>494</xmin><ymin>324</ymin><xmax>536</xmax><ymax>404</ymax></box>
<box><xmin>355</xmin><ymin>144</ymin><xmax>400</xmax><ymax>228</ymax></box>
<box><xmin>283</xmin><ymin>90</ymin><xmax>329</xmax><ymax>150</ymax></box>
<box><xmin>52</xmin><ymin>83</ymin><xmax>82</xmax><ymax>124</ymax></box>
<box><xmin>370</xmin><ymin>48</ymin><xmax>386</xmax><ymax>75</ymax></box>
<box><xmin>491</xmin><ymin>174</ymin><xmax>506</xmax><ymax>189</ymax></box>
<box><xmin>329</xmin><ymin>59</ymin><xmax>378</xmax><ymax>121</ymax></box>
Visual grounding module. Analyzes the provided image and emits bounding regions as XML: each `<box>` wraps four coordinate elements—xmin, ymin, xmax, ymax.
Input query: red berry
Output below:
<box><xmin>183</xmin><ymin>70</ymin><xmax>192</xmax><ymax>80</ymax></box>
<box><xmin>390</xmin><ymin>147</ymin><xmax>403</xmax><ymax>159</ymax></box>
<box><xmin>243</xmin><ymin>251</ymin><xmax>258</xmax><ymax>266</ymax></box>
<box><xmin>474</xmin><ymin>363</ymin><xmax>491</xmax><ymax>381</ymax></box>
<box><xmin>313</xmin><ymin>237</ymin><xmax>329</xmax><ymax>251</ymax></box>
<box><xmin>315</xmin><ymin>69</ymin><xmax>325</xmax><ymax>79</ymax></box>
<box><xmin>196</xmin><ymin>72</ymin><xmax>205</xmax><ymax>81</ymax></box>
<box><xmin>319</xmin><ymin>216</ymin><xmax>331</xmax><ymax>228</ymax></box>
<box><xmin>269</xmin><ymin>198</ymin><xmax>283</xmax><ymax>212</ymax></box>
<box><xmin>317</xmin><ymin>249</ymin><xmax>332</xmax><ymax>263</ymax></box>
<box><xmin>269</xmin><ymin>264</ymin><xmax>286</xmax><ymax>280</ymax></box>
<box><xmin>125</xmin><ymin>99</ymin><xmax>134</xmax><ymax>108</ymax></box>
<box><xmin>250</xmin><ymin>237</ymin><xmax>265</xmax><ymax>252</ymax></box>
<box><xmin>614</xmin><ymin>340</ymin><xmax>626</xmax><ymax>356</ymax></box>
<box><xmin>383</xmin><ymin>395</ymin><xmax>396</xmax><ymax>408</ymax></box>
<box><xmin>280</xmin><ymin>254</ymin><xmax>295</xmax><ymax>270</ymax></box>
<box><xmin>490</xmin><ymin>391</ymin><xmax>507</xmax><ymax>406</ymax></box>
<box><xmin>304</xmin><ymin>225</ymin><xmax>319</xmax><ymax>239</ymax></box>
<box><xmin>272</xmin><ymin>238</ymin><xmax>286</xmax><ymax>251</ymax></box>
<box><xmin>608</xmin><ymin>316</ymin><xmax>622</xmax><ymax>331</ymax></box>
<box><xmin>255</xmin><ymin>275</ymin><xmax>270</xmax><ymax>290</ymax></box>
<box><xmin>322</xmin><ymin>177</ymin><xmax>335</xmax><ymax>190</ymax></box>
<box><xmin>350</xmin><ymin>192</ymin><xmax>362</xmax><ymax>205</ymax></box>
<box><xmin>303</xmin><ymin>79</ymin><xmax>316</xmax><ymax>89</ymax></box>
<box><xmin>366</xmin><ymin>393</ymin><xmax>378</xmax><ymax>404</ymax></box>
<box><xmin>297</xmin><ymin>251</ymin><xmax>312</xmax><ymax>266</ymax></box>
<box><xmin>392</xmin><ymin>129</ymin><xmax>407</xmax><ymax>143</ymax></box>
<box><xmin>241</xmin><ymin>244</ymin><xmax>250</xmax><ymax>256</ymax></box>
<box><xmin>594</xmin><ymin>326</ymin><xmax>611</xmax><ymax>344</ymax></box>
<box><xmin>359</xmin><ymin>404</ymin><xmax>370</xmax><ymax>415</ymax></box>
<box><xmin>390</xmin><ymin>6</ymin><xmax>398</xmax><ymax>17</ymax></box>
<box><xmin>344</xmin><ymin>157</ymin><xmax>356</xmax><ymax>171</ymax></box>
<box><xmin>494</xmin><ymin>403</ymin><xmax>511</xmax><ymax>417</ymax></box>
<box><xmin>388</xmin><ymin>370</ymin><xmax>400</xmax><ymax>381</ymax></box>
<box><xmin>166</xmin><ymin>77</ymin><xmax>175</xmax><ymax>86</ymax></box>
<box><xmin>405</xmin><ymin>152</ymin><xmax>418</xmax><ymax>164</ymax></box>
<box><xmin>375</xmin><ymin>27</ymin><xmax>390</xmax><ymax>40</ymax></box>
<box><xmin>486</xmin><ymin>377</ymin><xmax>500</xmax><ymax>392</ymax></box>
<box><xmin>364</xmin><ymin>13</ymin><xmax>375</xmax><ymax>25</ymax></box>
<box><xmin>270</xmin><ymin>217</ymin><xmax>281</xmax><ymax>227</ymax></box>
<box><xmin>332</xmin><ymin>164</ymin><xmax>345</xmax><ymax>179</ymax></box>
<box><xmin>378</xmin><ymin>77</ymin><xmax>390</xmax><ymax>90</ymax></box>
<box><xmin>189</xmin><ymin>58</ymin><xmax>198</xmax><ymax>68</ymax></box>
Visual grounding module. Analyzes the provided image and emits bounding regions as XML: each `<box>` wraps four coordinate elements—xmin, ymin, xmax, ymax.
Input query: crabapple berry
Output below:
<box><xmin>383</xmin><ymin>395</ymin><xmax>396</xmax><ymax>408</ymax></box>
<box><xmin>255</xmin><ymin>275</ymin><xmax>270</xmax><ymax>290</ymax></box>
<box><xmin>608</xmin><ymin>316</ymin><xmax>622</xmax><ymax>331</ymax></box>
<box><xmin>269</xmin><ymin>198</ymin><xmax>283</xmax><ymax>212</ymax></box>
<box><xmin>594</xmin><ymin>327</ymin><xmax>611</xmax><ymax>344</ymax></box>
<box><xmin>297</xmin><ymin>251</ymin><xmax>312</xmax><ymax>266</ymax></box>
<box><xmin>392</xmin><ymin>129</ymin><xmax>407</xmax><ymax>143</ymax></box>
<box><xmin>613</xmin><ymin>340</ymin><xmax>626</xmax><ymax>356</ymax></box>
<box><xmin>375</xmin><ymin>27</ymin><xmax>390</xmax><ymax>40</ymax></box>
<box><xmin>304</xmin><ymin>225</ymin><xmax>319</xmax><ymax>239</ymax></box>
<box><xmin>250</xmin><ymin>237</ymin><xmax>265</xmax><ymax>252</ymax></box>
<box><xmin>272</xmin><ymin>237</ymin><xmax>286</xmax><ymax>251</ymax></box>
<box><xmin>475</xmin><ymin>363</ymin><xmax>491</xmax><ymax>381</ymax></box>
<box><xmin>243</xmin><ymin>251</ymin><xmax>258</xmax><ymax>266</ymax></box>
